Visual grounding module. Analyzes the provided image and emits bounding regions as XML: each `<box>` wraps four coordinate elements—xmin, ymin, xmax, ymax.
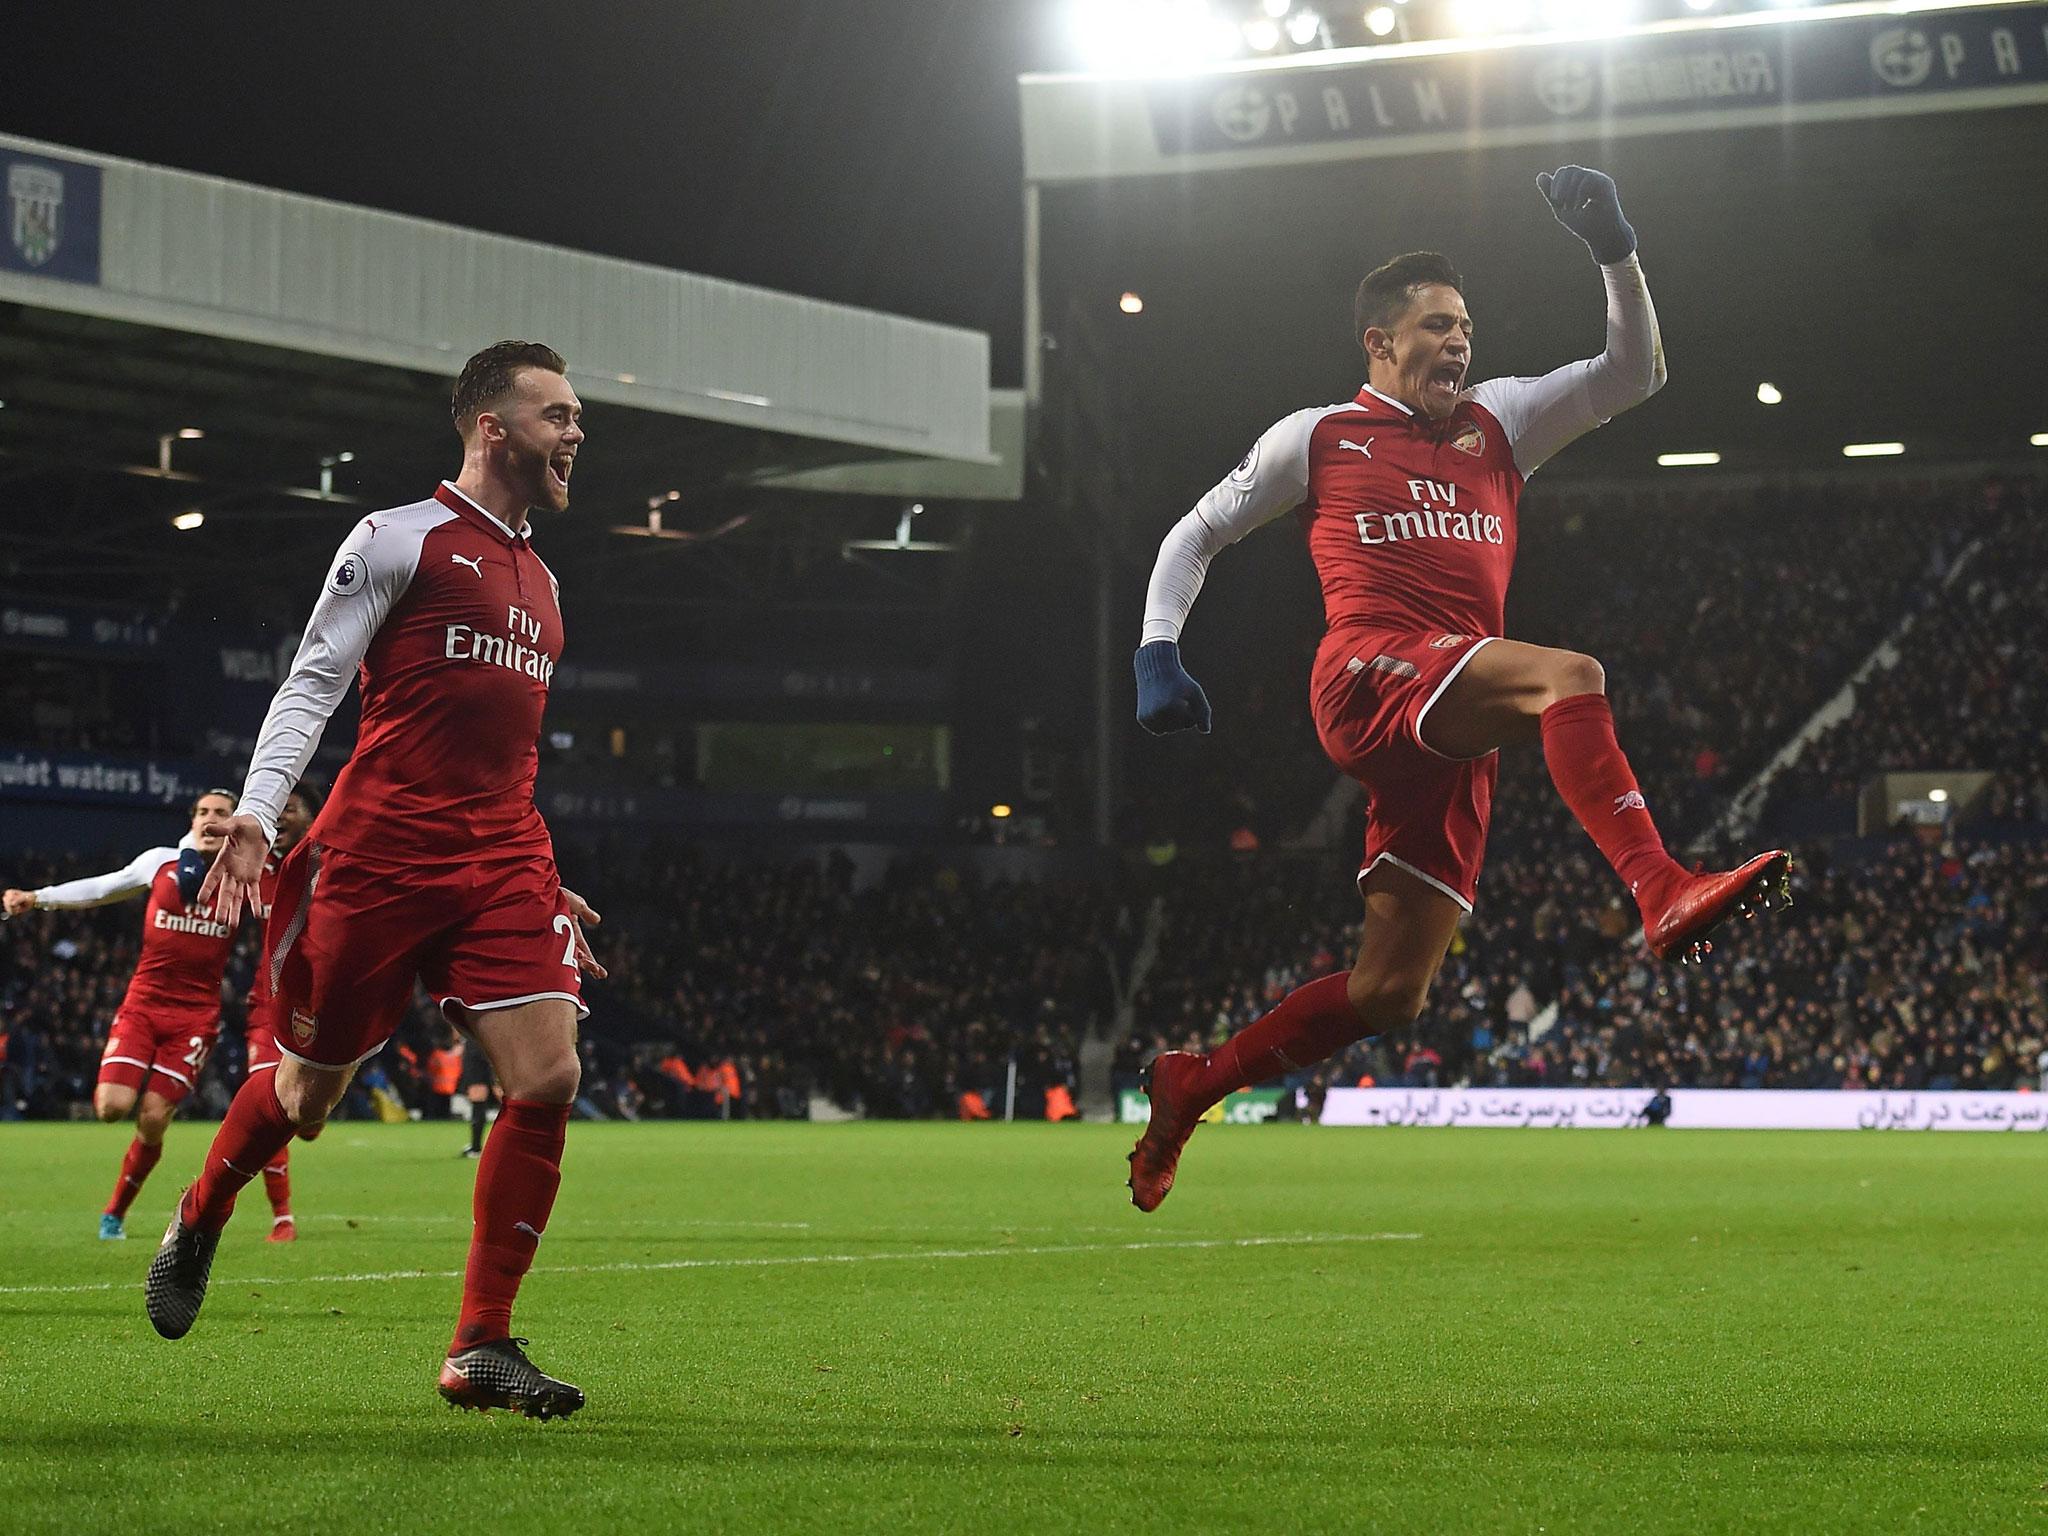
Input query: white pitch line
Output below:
<box><xmin>0</xmin><ymin>1232</ymin><xmax>1419</xmax><ymax>1298</ymax></box>
<box><xmin>306</xmin><ymin>1215</ymin><xmax>815</xmax><ymax>1230</ymax></box>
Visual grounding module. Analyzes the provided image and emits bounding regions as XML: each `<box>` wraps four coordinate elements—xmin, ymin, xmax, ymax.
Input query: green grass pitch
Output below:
<box><xmin>2</xmin><ymin>1121</ymin><xmax>2043</xmax><ymax>1533</ymax></box>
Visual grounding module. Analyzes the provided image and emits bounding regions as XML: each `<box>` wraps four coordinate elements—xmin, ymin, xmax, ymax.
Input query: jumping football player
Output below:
<box><xmin>146</xmin><ymin>341</ymin><xmax>606</xmax><ymax>1420</ymax></box>
<box><xmin>240</xmin><ymin>781</ymin><xmax>324</xmax><ymax>1242</ymax></box>
<box><xmin>3</xmin><ymin>789</ymin><xmax>242</xmax><ymax>1239</ymax></box>
<box><xmin>1127</xmin><ymin>167</ymin><xmax>1790</xmax><ymax>1211</ymax></box>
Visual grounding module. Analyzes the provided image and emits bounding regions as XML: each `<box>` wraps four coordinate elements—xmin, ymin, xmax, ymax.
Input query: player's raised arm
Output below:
<box><xmin>1464</xmin><ymin>166</ymin><xmax>1666</xmax><ymax>479</ymax></box>
<box><xmin>201</xmin><ymin>518</ymin><xmax>414</xmax><ymax>923</ymax></box>
<box><xmin>11</xmin><ymin>846</ymin><xmax>179</xmax><ymax>915</ymax></box>
<box><xmin>1135</xmin><ymin>409</ymin><xmax>1320</xmax><ymax>735</ymax></box>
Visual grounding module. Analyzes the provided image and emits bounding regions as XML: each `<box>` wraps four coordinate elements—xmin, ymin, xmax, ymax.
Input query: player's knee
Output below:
<box><xmin>274</xmin><ymin>1070</ymin><xmax>345</xmax><ymax>1127</ymax></box>
<box><xmin>92</xmin><ymin>1097</ymin><xmax>127</xmax><ymax>1124</ymax></box>
<box><xmin>1549</xmin><ymin>649</ymin><xmax>1606</xmax><ymax>701</ymax></box>
<box><xmin>513</xmin><ymin>1055</ymin><xmax>581</xmax><ymax>1106</ymax></box>
<box><xmin>1346</xmin><ymin>968</ymin><xmax>1432</xmax><ymax>1031</ymax></box>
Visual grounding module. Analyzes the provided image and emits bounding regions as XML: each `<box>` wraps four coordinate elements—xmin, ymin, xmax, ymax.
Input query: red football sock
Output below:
<box><xmin>1196</xmin><ymin>972</ymin><xmax>1366</xmax><ymax>1105</ymax></box>
<box><xmin>1540</xmin><ymin>693</ymin><xmax>1685</xmax><ymax>899</ymax></box>
<box><xmin>451</xmin><ymin>1098</ymin><xmax>569</xmax><ymax>1354</ymax></box>
<box><xmin>106</xmin><ymin>1136</ymin><xmax>163</xmax><ymax>1219</ymax></box>
<box><xmin>262</xmin><ymin>1152</ymin><xmax>292</xmax><ymax>1220</ymax></box>
<box><xmin>181</xmin><ymin>1073</ymin><xmax>298</xmax><ymax>1234</ymax></box>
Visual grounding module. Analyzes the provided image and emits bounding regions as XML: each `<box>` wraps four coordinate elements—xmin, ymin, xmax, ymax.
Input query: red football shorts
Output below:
<box><xmin>262</xmin><ymin>840</ymin><xmax>586</xmax><ymax>1071</ymax></box>
<box><xmin>244</xmin><ymin>991</ymin><xmax>285</xmax><ymax>1075</ymax></box>
<box><xmin>1310</xmin><ymin>627</ymin><xmax>1499</xmax><ymax>911</ymax></box>
<box><xmin>98</xmin><ymin>1010</ymin><xmax>219</xmax><ymax>1105</ymax></box>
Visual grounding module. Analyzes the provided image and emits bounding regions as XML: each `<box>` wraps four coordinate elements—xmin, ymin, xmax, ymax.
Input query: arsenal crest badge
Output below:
<box><xmin>291</xmin><ymin>1009</ymin><xmax>318</xmax><ymax>1047</ymax></box>
<box><xmin>1450</xmin><ymin>421</ymin><xmax>1486</xmax><ymax>458</ymax></box>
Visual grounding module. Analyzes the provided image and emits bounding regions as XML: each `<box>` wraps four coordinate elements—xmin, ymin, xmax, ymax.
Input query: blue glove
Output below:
<box><xmin>1537</xmin><ymin>165</ymin><xmax>1636</xmax><ymax>265</ymax></box>
<box><xmin>175</xmin><ymin>847</ymin><xmax>209</xmax><ymax>907</ymax></box>
<box><xmin>1135</xmin><ymin>641</ymin><xmax>1212</xmax><ymax>736</ymax></box>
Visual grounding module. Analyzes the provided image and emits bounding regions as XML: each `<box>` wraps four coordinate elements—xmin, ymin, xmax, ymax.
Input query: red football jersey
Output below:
<box><xmin>1138</xmin><ymin>257</ymin><xmax>1667</xmax><ymax>652</ymax></box>
<box><xmin>1294</xmin><ymin>389</ymin><xmax>1521</xmax><ymax>639</ymax></box>
<box><xmin>239</xmin><ymin>483</ymin><xmax>564</xmax><ymax>864</ymax></box>
<box><xmin>34</xmin><ymin>847</ymin><xmax>233</xmax><ymax>1026</ymax></box>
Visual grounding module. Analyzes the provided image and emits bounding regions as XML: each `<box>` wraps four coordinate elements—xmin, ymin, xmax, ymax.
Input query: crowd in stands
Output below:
<box><xmin>5</xmin><ymin>476</ymin><xmax>2044</xmax><ymax>1120</ymax></box>
<box><xmin>1765</xmin><ymin>477</ymin><xmax>2048</xmax><ymax>828</ymax></box>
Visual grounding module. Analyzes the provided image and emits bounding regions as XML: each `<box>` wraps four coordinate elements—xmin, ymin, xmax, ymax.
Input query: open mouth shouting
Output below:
<box><xmin>548</xmin><ymin>451</ymin><xmax>575</xmax><ymax>497</ymax></box>
<box><xmin>1426</xmin><ymin>358</ymin><xmax>1467</xmax><ymax>409</ymax></box>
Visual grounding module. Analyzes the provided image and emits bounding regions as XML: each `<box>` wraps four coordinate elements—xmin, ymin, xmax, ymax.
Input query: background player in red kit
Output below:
<box><xmin>1127</xmin><ymin>167</ymin><xmax>1790</xmax><ymax>1210</ymax></box>
<box><xmin>146</xmin><ymin>341</ymin><xmax>606</xmax><ymax>1420</ymax></box>
<box><xmin>3</xmin><ymin>790</ymin><xmax>241</xmax><ymax>1240</ymax></box>
<box><xmin>240</xmin><ymin>782</ymin><xmax>323</xmax><ymax>1242</ymax></box>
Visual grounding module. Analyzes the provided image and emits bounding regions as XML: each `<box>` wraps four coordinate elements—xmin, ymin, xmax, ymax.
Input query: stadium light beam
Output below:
<box><xmin>2031</xmin><ymin>432</ymin><xmax>2048</xmax><ymax>447</ymax></box>
<box><xmin>991</xmin><ymin>803</ymin><xmax>1015</xmax><ymax>819</ymax></box>
<box><xmin>1539</xmin><ymin>0</ymin><xmax>1632</xmax><ymax>32</ymax></box>
<box><xmin>1065</xmin><ymin>0</ymin><xmax>1236</xmax><ymax>74</ymax></box>
<box><xmin>1261</xmin><ymin>0</ymin><xmax>1290</xmax><ymax>15</ymax></box>
<box><xmin>1656</xmin><ymin>452</ymin><xmax>1721</xmax><ymax>467</ymax></box>
<box><xmin>172</xmin><ymin>510</ymin><xmax>205</xmax><ymax>532</ymax></box>
<box><xmin>1928</xmin><ymin>787</ymin><xmax>1950</xmax><ymax>803</ymax></box>
<box><xmin>176</xmin><ymin>427</ymin><xmax>205</xmax><ymax>440</ymax></box>
<box><xmin>1841</xmin><ymin>441</ymin><xmax>1905</xmax><ymax>457</ymax></box>
<box><xmin>1756</xmin><ymin>381</ymin><xmax>1784</xmax><ymax>405</ymax></box>
<box><xmin>1366</xmin><ymin>5</ymin><xmax>1398</xmax><ymax>34</ymax></box>
<box><xmin>1119</xmin><ymin>290</ymin><xmax>1145</xmax><ymax>314</ymax></box>
<box><xmin>1286</xmin><ymin>7</ymin><xmax>1324</xmax><ymax>45</ymax></box>
<box><xmin>1244</xmin><ymin>15</ymin><xmax>1281</xmax><ymax>47</ymax></box>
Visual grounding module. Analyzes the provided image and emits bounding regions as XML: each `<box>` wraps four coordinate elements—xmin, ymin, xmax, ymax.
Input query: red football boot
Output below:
<box><xmin>1127</xmin><ymin>1051</ymin><xmax>1210</xmax><ymax>1213</ymax></box>
<box><xmin>1641</xmin><ymin>850</ymin><xmax>1792</xmax><ymax>965</ymax></box>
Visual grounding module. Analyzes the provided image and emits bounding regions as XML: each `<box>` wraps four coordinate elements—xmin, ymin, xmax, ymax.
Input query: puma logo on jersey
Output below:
<box><xmin>1613</xmin><ymin>791</ymin><xmax>1647</xmax><ymax>814</ymax></box>
<box><xmin>450</xmin><ymin>553</ymin><xmax>485</xmax><ymax>577</ymax></box>
<box><xmin>1337</xmin><ymin>438</ymin><xmax>1375</xmax><ymax>458</ymax></box>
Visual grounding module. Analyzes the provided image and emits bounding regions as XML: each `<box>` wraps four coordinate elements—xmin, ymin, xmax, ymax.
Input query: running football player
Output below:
<box><xmin>1127</xmin><ymin>167</ymin><xmax>1789</xmax><ymax>1211</ymax></box>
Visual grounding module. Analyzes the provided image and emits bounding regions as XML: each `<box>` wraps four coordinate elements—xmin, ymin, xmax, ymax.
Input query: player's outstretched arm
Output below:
<box><xmin>1136</xmin><ymin>410</ymin><xmax>1319</xmax><ymax>735</ymax></box>
<box><xmin>13</xmin><ymin>847</ymin><xmax>176</xmax><ymax>915</ymax></box>
<box><xmin>199</xmin><ymin>814</ymin><xmax>271</xmax><ymax>928</ymax></box>
<box><xmin>1465</xmin><ymin>166</ymin><xmax>1666</xmax><ymax>478</ymax></box>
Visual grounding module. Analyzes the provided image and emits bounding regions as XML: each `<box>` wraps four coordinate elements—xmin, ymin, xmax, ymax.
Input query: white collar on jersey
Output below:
<box><xmin>1360</xmin><ymin>384</ymin><xmax>1416</xmax><ymax>417</ymax></box>
<box><xmin>439</xmin><ymin>480</ymin><xmax>531</xmax><ymax>542</ymax></box>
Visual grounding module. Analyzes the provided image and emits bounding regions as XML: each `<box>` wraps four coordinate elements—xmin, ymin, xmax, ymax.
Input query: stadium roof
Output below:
<box><xmin>0</xmin><ymin>132</ymin><xmax>1016</xmax><ymax>625</ymax></box>
<box><xmin>1021</xmin><ymin>3</ymin><xmax>2048</xmax><ymax>505</ymax></box>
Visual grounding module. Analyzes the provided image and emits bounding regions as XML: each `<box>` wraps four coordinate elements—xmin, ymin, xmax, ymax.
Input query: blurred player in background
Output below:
<box><xmin>3</xmin><ymin>790</ymin><xmax>241</xmax><ymax>1240</ymax></box>
<box><xmin>145</xmin><ymin>341</ymin><xmax>605</xmax><ymax>1420</ymax></box>
<box><xmin>1127</xmin><ymin>167</ymin><xmax>1790</xmax><ymax>1211</ymax></box>
<box><xmin>460</xmin><ymin>1034</ymin><xmax>497</xmax><ymax>1159</ymax></box>
<box><xmin>240</xmin><ymin>780</ymin><xmax>324</xmax><ymax>1242</ymax></box>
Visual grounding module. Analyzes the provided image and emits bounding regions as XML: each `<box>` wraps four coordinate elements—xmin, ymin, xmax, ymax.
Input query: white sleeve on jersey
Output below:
<box><xmin>238</xmin><ymin>516</ymin><xmax>422</xmax><ymax>841</ymax></box>
<box><xmin>1463</xmin><ymin>255</ymin><xmax>1666</xmax><ymax>479</ymax></box>
<box><xmin>33</xmin><ymin>846</ymin><xmax>177</xmax><ymax>910</ymax></box>
<box><xmin>1139</xmin><ymin>407</ymin><xmax>1322</xmax><ymax>646</ymax></box>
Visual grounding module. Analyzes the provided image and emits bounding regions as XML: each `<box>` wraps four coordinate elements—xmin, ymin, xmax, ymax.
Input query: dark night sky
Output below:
<box><xmin>8</xmin><ymin>2</ymin><xmax>1065</xmax><ymax>384</ymax></box>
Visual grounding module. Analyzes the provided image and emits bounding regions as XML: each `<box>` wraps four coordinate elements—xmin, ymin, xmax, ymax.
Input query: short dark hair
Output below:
<box><xmin>451</xmin><ymin>341</ymin><xmax>568</xmax><ymax>439</ymax></box>
<box><xmin>1353</xmin><ymin>252</ymin><xmax>1463</xmax><ymax>346</ymax></box>
<box><xmin>193</xmin><ymin>787</ymin><xmax>237</xmax><ymax>814</ymax></box>
<box><xmin>287</xmin><ymin>778</ymin><xmax>324</xmax><ymax>815</ymax></box>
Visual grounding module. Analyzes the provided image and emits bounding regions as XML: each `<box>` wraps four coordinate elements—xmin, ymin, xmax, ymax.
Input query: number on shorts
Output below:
<box><xmin>183</xmin><ymin>1035</ymin><xmax>213</xmax><ymax>1073</ymax></box>
<box><xmin>553</xmin><ymin>911</ymin><xmax>577</xmax><ymax>969</ymax></box>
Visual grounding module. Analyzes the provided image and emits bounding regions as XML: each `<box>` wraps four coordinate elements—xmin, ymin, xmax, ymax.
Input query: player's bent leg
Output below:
<box><xmin>146</xmin><ymin>1061</ymin><xmax>349</xmax><ymax>1340</ymax></box>
<box><xmin>103</xmin><ymin>1088</ymin><xmax>181</xmax><ymax>1237</ymax></box>
<box><xmin>93</xmin><ymin>1082</ymin><xmax>144</xmax><ymax>1237</ymax></box>
<box><xmin>263</xmin><ymin>1146</ymin><xmax>295</xmax><ymax>1241</ymax></box>
<box><xmin>1129</xmin><ymin>863</ymin><xmax>1462</xmax><ymax>1213</ymax></box>
<box><xmin>1417</xmin><ymin>638</ymin><xmax>1604</xmax><ymax>759</ymax></box>
<box><xmin>440</xmin><ymin>999</ymin><xmax>583</xmax><ymax>1419</ymax></box>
